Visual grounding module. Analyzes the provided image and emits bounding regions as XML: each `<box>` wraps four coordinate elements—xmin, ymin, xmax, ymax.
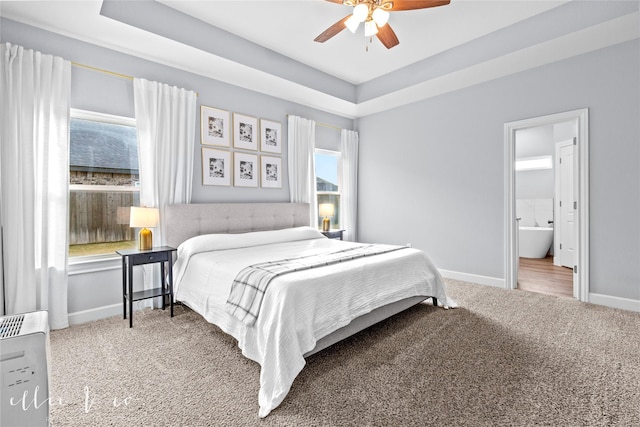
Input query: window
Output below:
<box><xmin>515</xmin><ymin>155</ymin><xmax>553</xmax><ymax>171</ymax></box>
<box><xmin>69</xmin><ymin>109</ymin><xmax>139</xmax><ymax>258</ymax></box>
<box><xmin>315</xmin><ymin>149</ymin><xmax>341</xmax><ymax>230</ymax></box>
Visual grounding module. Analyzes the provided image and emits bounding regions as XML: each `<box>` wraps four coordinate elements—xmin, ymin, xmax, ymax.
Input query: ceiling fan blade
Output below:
<box><xmin>314</xmin><ymin>15</ymin><xmax>350</xmax><ymax>43</ymax></box>
<box><xmin>388</xmin><ymin>0</ymin><xmax>450</xmax><ymax>11</ymax></box>
<box><xmin>376</xmin><ymin>24</ymin><xmax>400</xmax><ymax>49</ymax></box>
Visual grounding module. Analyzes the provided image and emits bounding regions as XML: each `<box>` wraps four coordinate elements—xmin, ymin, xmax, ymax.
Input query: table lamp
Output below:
<box><xmin>130</xmin><ymin>206</ymin><xmax>159</xmax><ymax>250</ymax></box>
<box><xmin>319</xmin><ymin>203</ymin><xmax>335</xmax><ymax>232</ymax></box>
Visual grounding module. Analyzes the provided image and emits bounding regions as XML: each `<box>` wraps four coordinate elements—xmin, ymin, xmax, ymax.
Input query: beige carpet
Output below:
<box><xmin>48</xmin><ymin>280</ymin><xmax>640</xmax><ymax>426</ymax></box>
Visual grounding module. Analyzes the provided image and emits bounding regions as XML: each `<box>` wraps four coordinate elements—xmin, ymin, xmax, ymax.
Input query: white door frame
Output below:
<box><xmin>504</xmin><ymin>108</ymin><xmax>589</xmax><ymax>301</ymax></box>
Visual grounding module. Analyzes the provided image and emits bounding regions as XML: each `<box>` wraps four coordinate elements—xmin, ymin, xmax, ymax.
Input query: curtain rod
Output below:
<box><xmin>71</xmin><ymin>61</ymin><xmax>199</xmax><ymax>96</ymax></box>
<box><xmin>72</xmin><ymin>61</ymin><xmax>134</xmax><ymax>80</ymax></box>
<box><xmin>286</xmin><ymin>114</ymin><xmax>343</xmax><ymax>132</ymax></box>
<box><xmin>317</xmin><ymin>122</ymin><xmax>343</xmax><ymax>132</ymax></box>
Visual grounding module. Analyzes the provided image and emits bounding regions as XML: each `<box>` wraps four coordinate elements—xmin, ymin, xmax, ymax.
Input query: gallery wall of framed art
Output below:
<box><xmin>200</xmin><ymin>105</ymin><xmax>283</xmax><ymax>189</ymax></box>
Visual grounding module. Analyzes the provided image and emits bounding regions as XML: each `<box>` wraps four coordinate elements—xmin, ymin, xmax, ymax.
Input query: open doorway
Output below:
<box><xmin>504</xmin><ymin>109</ymin><xmax>589</xmax><ymax>301</ymax></box>
<box><xmin>514</xmin><ymin>124</ymin><xmax>573</xmax><ymax>297</ymax></box>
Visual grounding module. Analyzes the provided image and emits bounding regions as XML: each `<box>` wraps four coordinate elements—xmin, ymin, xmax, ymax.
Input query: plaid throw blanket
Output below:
<box><xmin>225</xmin><ymin>244</ymin><xmax>407</xmax><ymax>326</ymax></box>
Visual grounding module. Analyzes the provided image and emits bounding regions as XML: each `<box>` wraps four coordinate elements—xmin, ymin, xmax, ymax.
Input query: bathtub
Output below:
<box><xmin>519</xmin><ymin>226</ymin><xmax>553</xmax><ymax>258</ymax></box>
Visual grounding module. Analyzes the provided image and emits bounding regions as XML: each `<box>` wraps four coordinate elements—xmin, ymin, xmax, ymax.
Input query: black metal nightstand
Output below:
<box><xmin>116</xmin><ymin>246</ymin><xmax>177</xmax><ymax>328</ymax></box>
<box><xmin>321</xmin><ymin>229</ymin><xmax>344</xmax><ymax>240</ymax></box>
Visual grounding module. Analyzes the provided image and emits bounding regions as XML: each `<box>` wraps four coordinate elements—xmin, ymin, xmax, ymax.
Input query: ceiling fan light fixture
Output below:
<box><xmin>364</xmin><ymin>19</ymin><xmax>378</xmax><ymax>37</ymax></box>
<box><xmin>317</xmin><ymin>0</ymin><xmax>451</xmax><ymax>49</ymax></box>
<box><xmin>345</xmin><ymin>15</ymin><xmax>360</xmax><ymax>33</ymax></box>
<box><xmin>372</xmin><ymin>8</ymin><xmax>389</xmax><ymax>27</ymax></box>
<box><xmin>353</xmin><ymin>3</ymin><xmax>369</xmax><ymax>22</ymax></box>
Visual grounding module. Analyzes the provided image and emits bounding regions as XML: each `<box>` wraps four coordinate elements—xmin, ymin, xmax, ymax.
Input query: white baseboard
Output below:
<box><xmin>589</xmin><ymin>293</ymin><xmax>640</xmax><ymax>313</ymax></box>
<box><xmin>439</xmin><ymin>269</ymin><xmax>505</xmax><ymax>288</ymax></box>
<box><xmin>439</xmin><ymin>269</ymin><xmax>640</xmax><ymax>313</ymax></box>
<box><xmin>67</xmin><ymin>300</ymin><xmax>154</xmax><ymax>326</ymax></box>
<box><xmin>68</xmin><ymin>303</ymin><xmax>122</xmax><ymax>326</ymax></box>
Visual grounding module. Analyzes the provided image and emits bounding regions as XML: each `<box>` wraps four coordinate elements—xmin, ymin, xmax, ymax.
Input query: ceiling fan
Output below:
<box><xmin>314</xmin><ymin>0</ymin><xmax>451</xmax><ymax>49</ymax></box>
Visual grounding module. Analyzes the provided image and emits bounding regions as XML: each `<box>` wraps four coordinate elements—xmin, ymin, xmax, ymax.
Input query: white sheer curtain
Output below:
<box><xmin>341</xmin><ymin>129</ymin><xmax>359</xmax><ymax>242</ymax></box>
<box><xmin>133</xmin><ymin>78</ymin><xmax>197</xmax><ymax>247</ymax></box>
<box><xmin>287</xmin><ymin>115</ymin><xmax>317</xmax><ymax>226</ymax></box>
<box><xmin>0</xmin><ymin>43</ymin><xmax>71</xmax><ymax>329</ymax></box>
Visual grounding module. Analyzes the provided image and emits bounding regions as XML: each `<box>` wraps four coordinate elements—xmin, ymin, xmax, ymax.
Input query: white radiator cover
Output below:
<box><xmin>0</xmin><ymin>310</ymin><xmax>50</xmax><ymax>427</ymax></box>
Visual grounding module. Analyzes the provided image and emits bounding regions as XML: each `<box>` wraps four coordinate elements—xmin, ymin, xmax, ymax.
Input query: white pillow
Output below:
<box><xmin>177</xmin><ymin>226</ymin><xmax>324</xmax><ymax>259</ymax></box>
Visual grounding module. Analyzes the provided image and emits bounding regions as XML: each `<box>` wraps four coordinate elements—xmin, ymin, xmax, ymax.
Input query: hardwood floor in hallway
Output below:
<box><xmin>517</xmin><ymin>256</ymin><xmax>573</xmax><ymax>298</ymax></box>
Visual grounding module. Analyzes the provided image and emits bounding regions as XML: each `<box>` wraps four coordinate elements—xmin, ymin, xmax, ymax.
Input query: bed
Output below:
<box><xmin>165</xmin><ymin>202</ymin><xmax>454</xmax><ymax>417</ymax></box>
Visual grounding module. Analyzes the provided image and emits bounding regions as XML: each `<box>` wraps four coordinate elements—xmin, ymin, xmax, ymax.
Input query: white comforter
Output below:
<box><xmin>173</xmin><ymin>227</ymin><xmax>453</xmax><ymax>417</ymax></box>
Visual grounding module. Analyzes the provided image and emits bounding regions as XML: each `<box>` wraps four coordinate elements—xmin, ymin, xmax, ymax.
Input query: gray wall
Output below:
<box><xmin>357</xmin><ymin>39</ymin><xmax>640</xmax><ymax>301</ymax></box>
<box><xmin>1</xmin><ymin>18</ymin><xmax>352</xmax><ymax>320</ymax></box>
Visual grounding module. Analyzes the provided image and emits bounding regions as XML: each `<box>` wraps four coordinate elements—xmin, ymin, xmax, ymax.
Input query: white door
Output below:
<box><xmin>555</xmin><ymin>139</ymin><xmax>575</xmax><ymax>268</ymax></box>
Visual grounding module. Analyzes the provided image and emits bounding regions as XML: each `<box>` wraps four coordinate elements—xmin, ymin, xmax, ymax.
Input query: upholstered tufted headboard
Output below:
<box><xmin>164</xmin><ymin>203</ymin><xmax>311</xmax><ymax>248</ymax></box>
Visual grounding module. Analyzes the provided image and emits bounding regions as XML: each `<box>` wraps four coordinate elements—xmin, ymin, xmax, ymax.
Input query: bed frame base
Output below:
<box><xmin>304</xmin><ymin>296</ymin><xmax>437</xmax><ymax>357</ymax></box>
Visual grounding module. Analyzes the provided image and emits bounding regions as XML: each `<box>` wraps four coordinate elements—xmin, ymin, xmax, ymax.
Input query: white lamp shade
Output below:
<box><xmin>319</xmin><ymin>203</ymin><xmax>335</xmax><ymax>217</ymax></box>
<box><xmin>372</xmin><ymin>8</ymin><xmax>389</xmax><ymax>27</ymax></box>
<box><xmin>353</xmin><ymin>4</ymin><xmax>368</xmax><ymax>22</ymax></box>
<box><xmin>345</xmin><ymin>15</ymin><xmax>360</xmax><ymax>33</ymax></box>
<box><xmin>130</xmin><ymin>206</ymin><xmax>159</xmax><ymax>228</ymax></box>
<box><xmin>364</xmin><ymin>20</ymin><xmax>378</xmax><ymax>37</ymax></box>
